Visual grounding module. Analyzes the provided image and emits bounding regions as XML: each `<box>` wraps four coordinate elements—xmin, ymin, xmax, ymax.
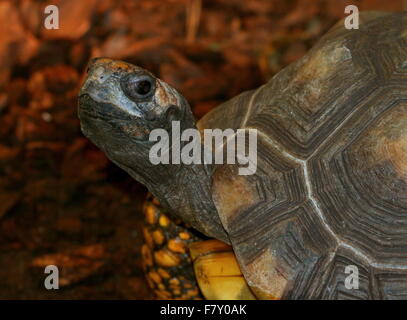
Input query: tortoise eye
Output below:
<box><xmin>121</xmin><ymin>73</ymin><xmax>156</xmax><ymax>101</ymax></box>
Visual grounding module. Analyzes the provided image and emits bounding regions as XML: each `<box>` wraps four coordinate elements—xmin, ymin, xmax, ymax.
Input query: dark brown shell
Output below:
<box><xmin>199</xmin><ymin>12</ymin><xmax>407</xmax><ymax>299</ymax></box>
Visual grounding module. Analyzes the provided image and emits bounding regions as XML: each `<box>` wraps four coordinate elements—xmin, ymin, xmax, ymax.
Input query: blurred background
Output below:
<box><xmin>0</xmin><ymin>0</ymin><xmax>405</xmax><ymax>299</ymax></box>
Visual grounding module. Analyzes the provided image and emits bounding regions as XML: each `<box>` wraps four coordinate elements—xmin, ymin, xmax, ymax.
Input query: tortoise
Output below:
<box><xmin>78</xmin><ymin>11</ymin><xmax>407</xmax><ymax>299</ymax></box>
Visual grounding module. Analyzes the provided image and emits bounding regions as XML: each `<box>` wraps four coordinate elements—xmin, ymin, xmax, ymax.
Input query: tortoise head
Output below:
<box><xmin>78</xmin><ymin>58</ymin><xmax>195</xmax><ymax>187</ymax></box>
<box><xmin>78</xmin><ymin>58</ymin><xmax>228</xmax><ymax>242</ymax></box>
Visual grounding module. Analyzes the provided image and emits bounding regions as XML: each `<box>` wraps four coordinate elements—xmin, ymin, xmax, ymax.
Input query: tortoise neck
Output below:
<box><xmin>117</xmin><ymin>105</ymin><xmax>229</xmax><ymax>242</ymax></box>
<box><xmin>150</xmin><ymin>161</ymin><xmax>229</xmax><ymax>243</ymax></box>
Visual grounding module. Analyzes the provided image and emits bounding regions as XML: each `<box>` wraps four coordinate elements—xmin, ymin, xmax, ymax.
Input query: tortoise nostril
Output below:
<box><xmin>86</xmin><ymin>58</ymin><xmax>99</xmax><ymax>74</ymax></box>
<box><xmin>87</xmin><ymin>57</ymin><xmax>104</xmax><ymax>72</ymax></box>
<box><xmin>86</xmin><ymin>57</ymin><xmax>113</xmax><ymax>76</ymax></box>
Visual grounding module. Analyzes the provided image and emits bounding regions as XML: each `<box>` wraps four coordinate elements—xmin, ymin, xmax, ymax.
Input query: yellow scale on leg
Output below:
<box><xmin>141</xmin><ymin>193</ymin><xmax>256</xmax><ymax>300</ymax></box>
<box><xmin>141</xmin><ymin>193</ymin><xmax>202</xmax><ymax>299</ymax></box>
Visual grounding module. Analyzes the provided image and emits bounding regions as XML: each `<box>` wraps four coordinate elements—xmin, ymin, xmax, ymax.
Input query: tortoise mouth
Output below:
<box><xmin>78</xmin><ymin>93</ymin><xmax>132</xmax><ymax>122</ymax></box>
<box><xmin>78</xmin><ymin>93</ymin><xmax>156</xmax><ymax>142</ymax></box>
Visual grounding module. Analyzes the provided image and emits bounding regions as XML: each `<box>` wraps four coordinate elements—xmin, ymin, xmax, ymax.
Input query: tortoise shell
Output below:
<box><xmin>198</xmin><ymin>11</ymin><xmax>407</xmax><ymax>299</ymax></box>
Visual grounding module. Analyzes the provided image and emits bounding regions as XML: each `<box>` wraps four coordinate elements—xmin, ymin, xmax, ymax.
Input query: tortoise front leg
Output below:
<box><xmin>141</xmin><ymin>194</ymin><xmax>202</xmax><ymax>299</ymax></box>
<box><xmin>142</xmin><ymin>194</ymin><xmax>255</xmax><ymax>300</ymax></box>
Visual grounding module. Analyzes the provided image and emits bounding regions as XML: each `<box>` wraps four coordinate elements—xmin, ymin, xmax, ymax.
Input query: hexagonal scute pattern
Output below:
<box><xmin>211</xmin><ymin>12</ymin><xmax>407</xmax><ymax>299</ymax></box>
<box><xmin>309</xmin><ymin>96</ymin><xmax>407</xmax><ymax>265</ymax></box>
<box><xmin>244</xmin><ymin>12</ymin><xmax>407</xmax><ymax>159</ymax></box>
